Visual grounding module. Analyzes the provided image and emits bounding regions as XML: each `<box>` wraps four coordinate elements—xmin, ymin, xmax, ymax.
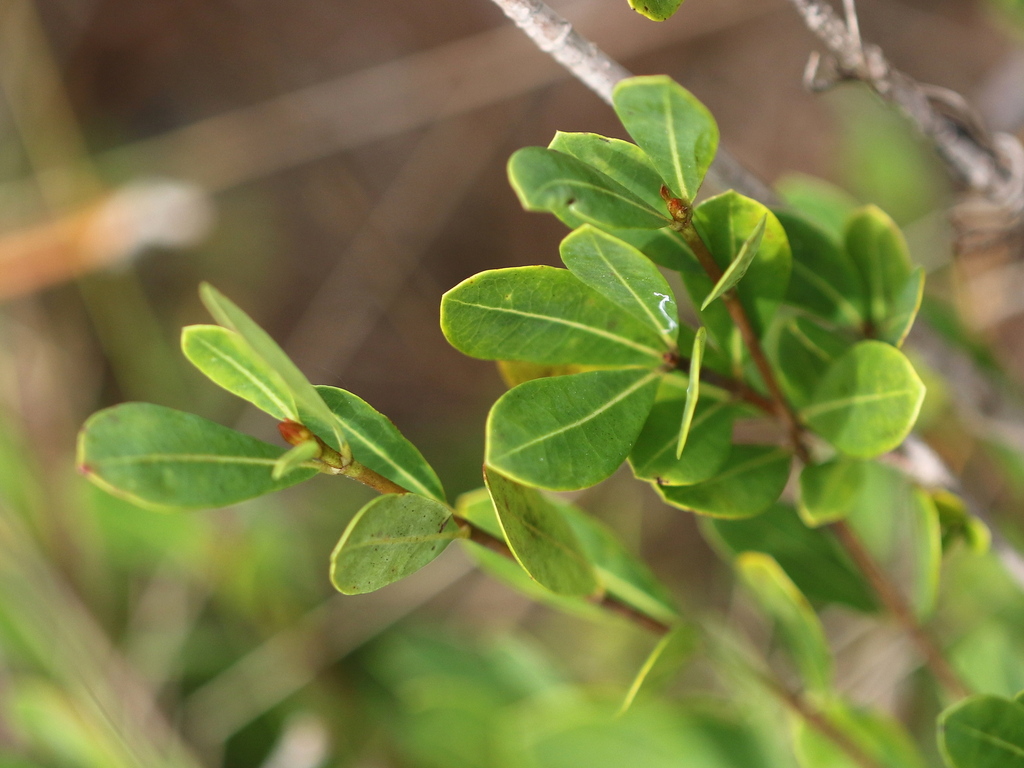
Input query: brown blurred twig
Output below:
<box><xmin>790</xmin><ymin>0</ymin><xmax>1024</xmax><ymax>221</ymax></box>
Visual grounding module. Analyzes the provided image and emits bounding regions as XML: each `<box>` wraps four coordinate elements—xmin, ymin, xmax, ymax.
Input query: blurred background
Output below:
<box><xmin>2</xmin><ymin>0</ymin><xmax>1024</xmax><ymax>765</ymax></box>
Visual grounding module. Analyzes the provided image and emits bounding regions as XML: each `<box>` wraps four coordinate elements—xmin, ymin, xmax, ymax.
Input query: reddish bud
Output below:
<box><xmin>278</xmin><ymin>420</ymin><xmax>314</xmax><ymax>446</ymax></box>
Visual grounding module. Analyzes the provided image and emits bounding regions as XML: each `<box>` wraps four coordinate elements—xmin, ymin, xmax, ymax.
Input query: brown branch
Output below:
<box><xmin>675</xmin><ymin>219</ymin><xmax>811</xmax><ymax>463</ymax></box>
<box><xmin>756</xmin><ymin>671</ymin><xmax>884</xmax><ymax>768</ymax></box>
<box><xmin>788</xmin><ymin>0</ymin><xmax>1024</xmax><ymax>217</ymax></box>
<box><xmin>832</xmin><ymin>519</ymin><xmax>970</xmax><ymax>699</ymax></box>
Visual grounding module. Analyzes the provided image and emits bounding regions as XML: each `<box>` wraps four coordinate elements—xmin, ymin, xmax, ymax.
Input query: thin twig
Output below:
<box><xmin>832</xmin><ymin>519</ymin><xmax>969</xmax><ymax>698</ymax></box>
<box><xmin>788</xmin><ymin>0</ymin><xmax>1024</xmax><ymax>218</ymax></box>
<box><xmin>673</xmin><ymin>218</ymin><xmax>811</xmax><ymax>463</ymax></box>
<box><xmin>486</xmin><ymin>0</ymin><xmax>779</xmax><ymax>204</ymax></box>
<box><xmin>757</xmin><ymin>671</ymin><xmax>883</xmax><ymax>768</ymax></box>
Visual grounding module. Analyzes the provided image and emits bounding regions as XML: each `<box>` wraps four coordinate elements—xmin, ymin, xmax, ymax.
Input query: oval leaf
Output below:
<box><xmin>548</xmin><ymin>132</ymin><xmax>667</xmax><ymax>211</ymax></box>
<box><xmin>182</xmin><ymin>325</ymin><xmax>296</xmax><ymax>421</ymax></box>
<box><xmin>612</xmin><ymin>76</ymin><xmax>719</xmax><ymax>203</ymax></box>
<box><xmin>628</xmin><ymin>0</ymin><xmax>684</xmax><ymax>21</ymax></box>
<box><xmin>737</xmin><ymin>552</ymin><xmax>833</xmax><ymax>695</ymax></box>
<box><xmin>770</xmin><ymin>314</ymin><xmax>853</xmax><ymax>408</ymax></box>
<box><xmin>705</xmin><ymin>504</ymin><xmax>877</xmax><ymax>612</ymax></box>
<box><xmin>77</xmin><ymin>403</ymin><xmax>315</xmax><ymax>510</ymax></box>
<box><xmin>508</xmin><ymin>147</ymin><xmax>669</xmax><ymax>230</ymax></box>
<box><xmin>700</xmin><ymin>214</ymin><xmax>767</xmax><ymax>310</ymax></box>
<box><xmin>629</xmin><ymin>394</ymin><xmax>735</xmax><ymax>486</ymax></box>
<box><xmin>441</xmin><ymin>266</ymin><xmax>668</xmax><ymax>367</ymax></box>
<box><xmin>775</xmin><ymin>209</ymin><xmax>865</xmax><ymax>327</ymax></box>
<box><xmin>843</xmin><ymin>206</ymin><xmax>912</xmax><ymax>327</ymax></box>
<box><xmin>330</xmin><ymin>493</ymin><xmax>458</xmax><ymax>595</ymax></box>
<box><xmin>559</xmin><ymin>501</ymin><xmax>680</xmax><ymax>625</ymax></box>
<box><xmin>687</xmin><ymin>192</ymin><xmax>792</xmax><ymax>345</ymax></box>
<box><xmin>798</xmin><ymin>457</ymin><xmax>865</xmax><ymax>527</ymax></box>
<box><xmin>487</xmin><ymin>369</ymin><xmax>660</xmax><ymax>490</ymax></box>
<box><xmin>803</xmin><ymin>341</ymin><xmax>925</xmax><ymax>458</ymax></box>
<box><xmin>483</xmin><ymin>467</ymin><xmax>597</xmax><ymax>596</ymax></box>
<box><xmin>199</xmin><ymin>283</ymin><xmax>348</xmax><ymax>453</ymax></box>
<box><xmin>316</xmin><ymin>386</ymin><xmax>445</xmax><ymax>502</ymax></box>
<box><xmin>656</xmin><ymin>445</ymin><xmax>791</xmax><ymax>519</ymax></box>
<box><xmin>560</xmin><ymin>225</ymin><xmax>679</xmax><ymax>347</ymax></box>
<box><xmin>939</xmin><ymin>695</ymin><xmax>1024</xmax><ymax>768</ymax></box>
<box><xmin>879</xmin><ymin>266</ymin><xmax>925</xmax><ymax>348</ymax></box>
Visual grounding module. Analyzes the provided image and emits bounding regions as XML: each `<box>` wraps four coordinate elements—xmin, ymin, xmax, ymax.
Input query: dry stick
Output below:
<box><xmin>832</xmin><ymin>520</ymin><xmax>969</xmax><ymax>699</ymax></box>
<box><xmin>487</xmin><ymin>0</ymin><xmax>779</xmax><ymax>203</ymax></box>
<box><xmin>788</xmin><ymin>0</ymin><xmax>1024</xmax><ymax>215</ymax></box>
<box><xmin>757</xmin><ymin>671</ymin><xmax>882</xmax><ymax>768</ymax></box>
<box><xmin>486</xmin><ymin>0</ymin><xmax>976</xmax><ymax>700</ymax></box>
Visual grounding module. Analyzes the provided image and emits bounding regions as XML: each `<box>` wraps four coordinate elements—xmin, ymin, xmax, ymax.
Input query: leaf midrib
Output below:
<box><xmin>492</xmin><ymin>371</ymin><xmax>660</xmax><ymax>461</ymax></box>
<box><xmin>445</xmin><ymin>298</ymin><xmax>665</xmax><ymax>360</ymax></box>
<box><xmin>586</xmin><ymin>231</ymin><xmax>677</xmax><ymax>344</ymax></box>
<box><xmin>802</xmin><ymin>389</ymin><xmax>919</xmax><ymax>420</ymax></box>
<box><xmin>193</xmin><ymin>333</ymin><xmax>295</xmax><ymax>418</ymax></box>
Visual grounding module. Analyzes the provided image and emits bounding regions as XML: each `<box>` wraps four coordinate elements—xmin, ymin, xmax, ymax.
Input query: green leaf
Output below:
<box><xmin>776</xmin><ymin>172</ymin><xmax>860</xmax><ymax>240</ymax></box>
<box><xmin>198</xmin><ymin>283</ymin><xmax>347</xmax><ymax>453</ymax></box>
<box><xmin>548</xmin><ymin>132</ymin><xmax>667</xmax><ymax>211</ymax></box>
<box><xmin>934</xmin><ymin>490</ymin><xmax>990</xmax><ymax>554</ymax></box>
<box><xmin>798</xmin><ymin>457</ymin><xmax>864</xmax><ymax>526</ymax></box>
<box><xmin>879</xmin><ymin>266</ymin><xmax>925</xmax><ymax>347</ymax></box>
<box><xmin>737</xmin><ymin>552</ymin><xmax>833</xmax><ymax>694</ymax></box>
<box><xmin>795</xmin><ymin>703</ymin><xmax>927</xmax><ymax>768</ymax></box>
<box><xmin>560</xmin><ymin>225</ymin><xmax>679</xmax><ymax>347</ymax></box>
<box><xmin>803</xmin><ymin>341</ymin><xmax>925</xmax><ymax>458</ymax></box>
<box><xmin>181</xmin><ymin>325</ymin><xmax>296</xmax><ymax>421</ymax></box>
<box><xmin>843</xmin><ymin>206</ymin><xmax>912</xmax><ymax>327</ymax></box>
<box><xmin>455</xmin><ymin>489</ymin><xmax>607</xmax><ymax>622</ymax></box>
<box><xmin>483</xmin><ymin>467</ymin><xmax>597</xmax><ymax>596</ymax></box>
<box><xmin>508</xmin><ymin>147</ymin><xmax>669</xmax><ymax>230</ymax></box>
<box><xmin>271</xmin><ymin>439</ymin><xmax>319</xmax><ymax>480</ymax></box>
<box><xmin>907</xmin><ymin>487</ymin><xmax>942</xmax><ymax>617</ymax></box>
<box><xmin>616</xmin><ymin>227</ymin><xmax>693</xmax><ymax>272</ymax></box>
<box><xmin>77</xmin><ymin>403</ymin><xmax>315</xmax><ymax>511</ymax></box>
<box><xmin>771</xmin><ymin>314</ymin><xmax>853</xmax><ymax>408</ymax></box>
<box><xmin>619</xmin><ymin>628</ymin><xmax>694</xmax><ymax>715</ymax></box>
<box><xmin>628</xmin><ymin>0</ymin><xmax>684</xmax><ymax>21</ymax></box>
<box><xmin>629</xmin><ymin>391</ymin><xmax>735</xmax><ymax>486</ymax></box>
<box><xmin>316</xmin><ymin>386</ymin><xmax>446</xmax><ymax>503</ymax></box>
<box><xmin>687</xmin><ymin>192</ymin><xmax>792</xmax><ymax>345</ymax></box>
<box><xmin>939</xmin><ymin>695</ymin><xmax>1024</xmax><ymax>768</ymax></box>
<box><xmin>559</xmin><ymin>501</ymin><xmax>681</xmax><ymax>625</ymax></box>
<box><xmin>952</xmin><ymin>623</ymin><xmax>1024</xmax><ymax>698</ymax></box>
<box><xmin>844</xmin><ymin>462</ymin><xmax>941</xmax><ymax>618</ymax></box>
<box><xmin>612</xmin><ymin>76</ymin><xmax>719</xmax><ymax>203</ymax></box>
<box><xmin>701</xmin><ymin>215</ymin><xmax>767</xmax><ymax>310</ymax></box>
<box><xmin>441</xmin><ymin>266</ymin><xmax>668</xmax><ymax>367</ymax></box>
<box><xmin>705</xmin><ymin>504</ymin><xmax>877</xmax><ymax>612</ymax></box>
<box><xmin>774</xmin><ymin>209</ymin><xmax>864</xmax><ymax>326</ymax></box>
<box><xmin>656</xmin><ymin>445</ymin><xmax>791</xmax><ymax>519</ymax></box>
<box><xmin>330</xmin><ymin>493</ymin><xmax>459</xmax><ymax>595</ymax></box>
<box><xmin>676</xmin><ymin>327</ymin><xmax>706</xmax><ymax>459</ymax></box>
<box><xmin>487</xmin><ymin>368</ymin><xmax>661</xmax><ymax>490</ymax></box>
